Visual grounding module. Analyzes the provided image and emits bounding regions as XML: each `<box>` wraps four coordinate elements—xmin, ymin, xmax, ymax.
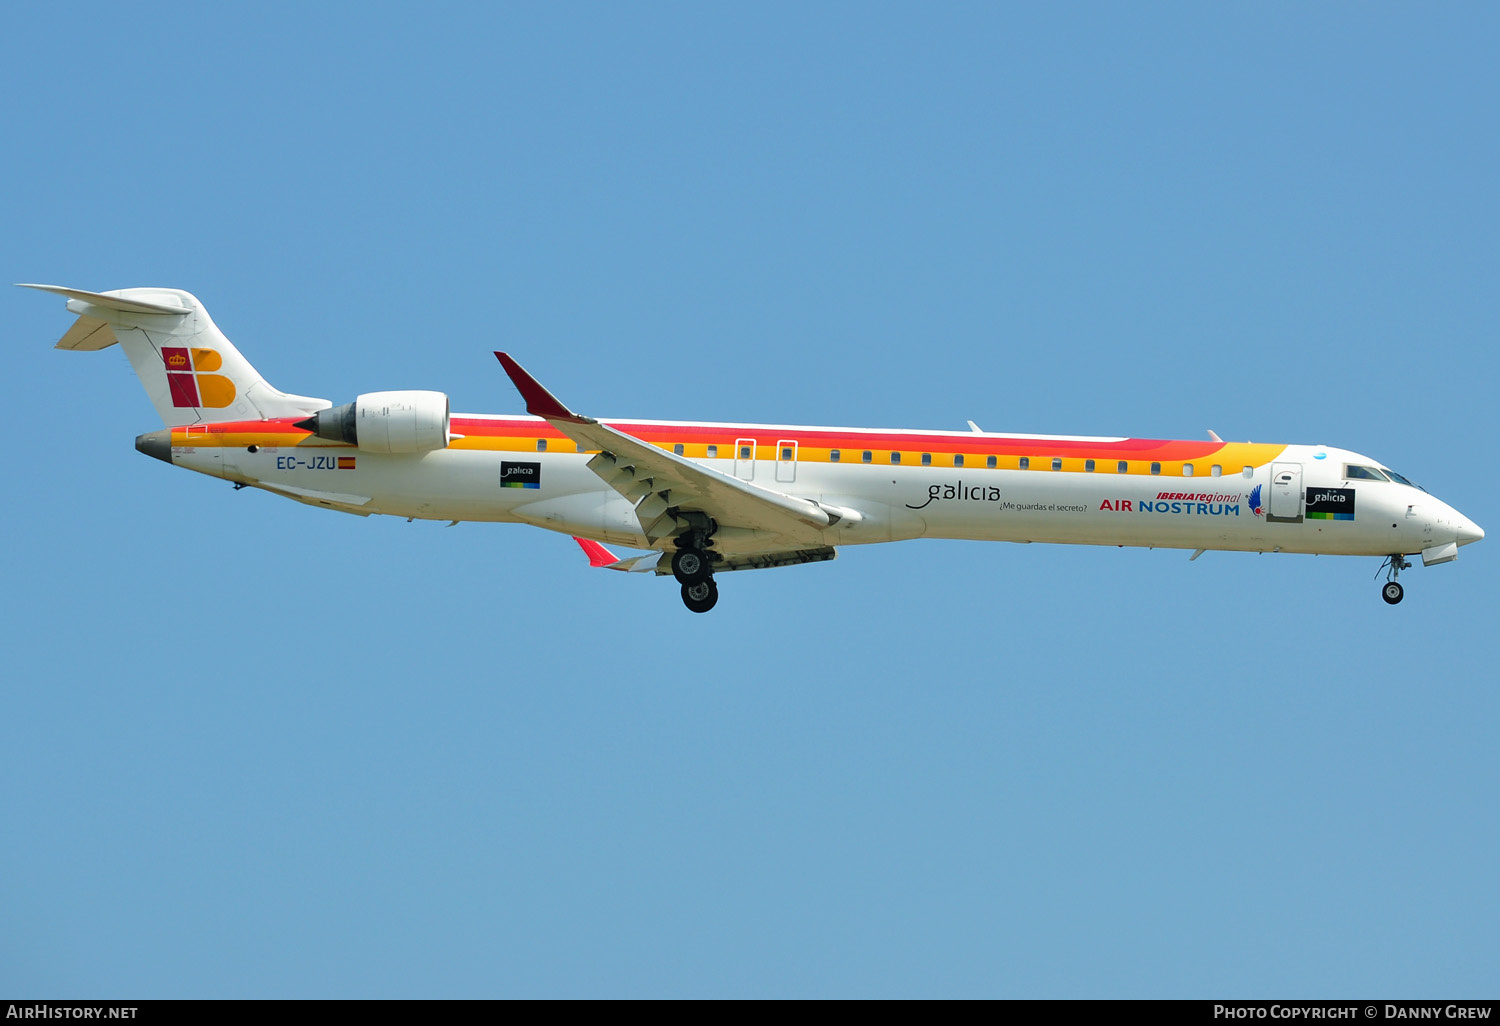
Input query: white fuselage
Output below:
<box><xmin>163</xmin><ymin>415</ymin><xmax>1481</xmax><ymax>563</ymax></box>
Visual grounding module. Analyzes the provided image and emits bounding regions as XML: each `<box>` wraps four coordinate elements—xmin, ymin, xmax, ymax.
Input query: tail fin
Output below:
<box><xmin>19</xmin><ymin>284</ymin><xmax>330</xmax><ymax>426</ymax></box>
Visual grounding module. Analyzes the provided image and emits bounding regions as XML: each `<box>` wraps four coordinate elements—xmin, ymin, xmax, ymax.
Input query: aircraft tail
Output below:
<box><xmin>20</xmin><ymin>284</ymin><xmax>331</xmax><ymax>426</ymax></box>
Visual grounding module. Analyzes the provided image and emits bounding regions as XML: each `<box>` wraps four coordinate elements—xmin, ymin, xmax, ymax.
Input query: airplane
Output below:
<box><xmin>23</xmin><ymin>283</ymin><xmax>1484</xmax><ymax>613</ymax></box>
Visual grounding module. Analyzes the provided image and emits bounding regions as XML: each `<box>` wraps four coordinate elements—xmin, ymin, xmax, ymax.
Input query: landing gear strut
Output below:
<box><xmin>673</xmin><ymin>520</ymin><xmax>719</xmax><ymax>612</ymax></box>
<box><xmin>1378</xmin><ymin>555</ymin><xmax>1412</xmax><ymax>605</ymax></box>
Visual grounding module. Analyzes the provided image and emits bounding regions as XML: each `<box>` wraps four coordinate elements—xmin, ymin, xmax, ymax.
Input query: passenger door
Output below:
<box><xmin>1268</xmin><ymin>463</ymin><xmax>1303</xmax><ymax>522</ymax></box>
<box><xmin>775</xmin><ymin>439</ymin><xmax>798</xmax><ymax>483</ymax></box>
<box><xmin>733</xmin><ymin>438</ymin><xmax>756</xmax><ymax>481</ymax></box>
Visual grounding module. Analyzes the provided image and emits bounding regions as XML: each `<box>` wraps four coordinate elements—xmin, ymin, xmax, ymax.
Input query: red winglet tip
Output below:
<box><xmin>494</xmin><ymin>352</ymin><xmax>580</xmax><ymax>421</ymax></box>
<box><xmin>572</xmin><ymin>536</ymin><xmax>618</xmax><ymax>568</ymax></box>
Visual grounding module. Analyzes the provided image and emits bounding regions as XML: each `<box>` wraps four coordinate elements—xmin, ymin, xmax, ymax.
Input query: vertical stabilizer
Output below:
<box><xmin>20</xmin><ymin>284</ymin><xmax>330</xmax><ymax>427</ymax></box>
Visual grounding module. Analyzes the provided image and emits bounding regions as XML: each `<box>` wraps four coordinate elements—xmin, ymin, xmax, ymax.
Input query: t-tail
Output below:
<box><xmin>18</xmin><ymin>284</ymin><xmax>330</xmax><ymax>427</ymax></box>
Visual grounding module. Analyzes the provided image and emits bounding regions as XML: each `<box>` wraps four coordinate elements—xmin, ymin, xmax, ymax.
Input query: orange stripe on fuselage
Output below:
<box><xmin>170</xmin><ymin>416</ymin><xmax>1287</xmax><ymax>475</ymax></box>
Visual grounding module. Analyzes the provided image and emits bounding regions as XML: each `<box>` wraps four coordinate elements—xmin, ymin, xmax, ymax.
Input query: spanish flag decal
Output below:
<box><xmin>338</xmin><ymin>456</ymin><xmax>356</xmax><ymax>469</ymax></box>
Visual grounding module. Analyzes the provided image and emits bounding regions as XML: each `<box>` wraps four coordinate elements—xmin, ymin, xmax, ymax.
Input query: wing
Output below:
<box><xmin>571</xmin><ymin>535</ymin><xmax>835</xmax><ymax>575</ymax></box>
<box><xmin>496</xmin><ymin>353</ymin><xmax>862</xmax><ymax>547</ymax></box>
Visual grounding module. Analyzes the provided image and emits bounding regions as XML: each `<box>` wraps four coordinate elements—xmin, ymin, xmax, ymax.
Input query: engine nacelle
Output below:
<box><xmin>296</xmin><ymin>390</ymin><xmax>451</xmax><ymax>453</ymax></box>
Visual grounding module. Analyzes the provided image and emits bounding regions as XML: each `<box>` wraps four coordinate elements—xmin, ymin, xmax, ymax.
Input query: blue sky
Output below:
<box><xmin>2</xmin><ymin>2</ymin><xmax>1496</xmax><ymax>998</ymax></box>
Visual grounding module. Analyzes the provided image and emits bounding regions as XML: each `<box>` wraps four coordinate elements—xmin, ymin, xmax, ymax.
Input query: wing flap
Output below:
<box><xmin>496</xmin><ymin>352</ymin><xmax>851</xmax><ymax>545</ymax></box>
<box><xmin>258</xmin><ymin>480</ymin><xmax>373</xmax><ymax>513</ymax></box>
<box><xmin>712</xmin><ymin>546</ymin><xmax>837</xmax><ymax>574</ymax></box>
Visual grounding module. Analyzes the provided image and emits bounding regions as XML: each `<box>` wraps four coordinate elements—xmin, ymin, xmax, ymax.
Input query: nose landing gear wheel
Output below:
<box><xmin>671</xmin><ymin>548</ymin><xmax>712</xmax><ymax>585</ymax></box>
<box><xmin>1382</xmin><ymin>581</ymin><xmax>1404</xmax><ymax>605</ymax></box>
<box><xmin>681</xmin><ymin>578</ymin><xmax>718</xmax><ymax>613</ymax></box>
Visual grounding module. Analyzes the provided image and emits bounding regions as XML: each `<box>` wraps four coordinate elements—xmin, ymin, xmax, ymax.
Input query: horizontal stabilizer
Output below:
<box><xmin>16</xmin><ymin>283</ymin><xmax>190</xmax><ymax>315</ymax></box>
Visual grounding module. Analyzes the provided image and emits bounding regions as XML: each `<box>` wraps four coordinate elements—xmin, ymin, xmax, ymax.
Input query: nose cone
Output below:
<box><xmin>134</xmin><ymin>429</ymin><xmax>172</xmax><ymax>464</ymax></box>
<box><xmin>1457</xmin><ymin>519</ymin><xmax>1484</xmax><ymax>546</ymax></box>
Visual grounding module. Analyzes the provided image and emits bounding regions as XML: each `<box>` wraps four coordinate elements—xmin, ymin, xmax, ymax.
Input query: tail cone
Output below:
<box><xmin>134</xmin><ymin>429</ymin><xmax>171</xmax><ymax>464</ymax></box>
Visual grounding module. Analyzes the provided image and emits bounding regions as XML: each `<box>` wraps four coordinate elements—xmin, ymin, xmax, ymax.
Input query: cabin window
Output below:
<box><xmin>1242</xmin><ymin>466</ymin><xmax>1253</xmax><ymax>478</ymax></box>
<box><xmin>740</xmin><ymin>445</ymin><xmax>752</xmax><ymax>459</ymax></box>
<box><xmin>890</xmin><ymin>452</ymin><xmax>901</xmax><ymax>464</ymax></box>
<box><xmin>779</xmin><ymin>447</ymin><xmax>792</xmax><ymax>461</ymax></box>
<box><xmin>1019</xmin><ymin>457</ymin><xmax>1030</xmax><ymax>470</ymax></box>
<box><xmin>921</xmin><ymin>453</ymin><xmax>932</xmax><ymax>466</ymax></box>
<box><xmin>1085</xmin><ymin>459</ymin><xmax>1095</xmax><ymax>472</ymax></box>
<box><xmin>829</xmin><ymin>449</ymin><xmax>840</xmax><ymax>462</ymax></box>
<box><xmin>862</xmin><ymin>450</ymin><xmax>872</xmax><ymax>464</ymax></box>
<box><xmin>1118</xmin><ymin>461</ymin><xmax>1129</xmax><ymax>474</ymax></box>
<box><xmin>1210</xmin><ymin>464</ymin><xmax>1221</xmax><ymax>477</ymax></box>
<box><xmin>673</xmin><ymin>443</ymin><xmax>684</xmax><ymax>456</ymax></box>
<box><xmin>1051</xmin><ymin>457</ymin><xmax>1062</xmax><ymax>471</ymax></box>
<box><xmin>536</xmin><ymin>439</ymin><xmax>547</xmax><ymax>452</ymax></box>
<box><xmin>576</xmin><ymin>443</ymin><xmax>586</xmax><ymax>453</ymax></box>
<box><xmin>1183</xmin><ymin>463</ymin><xmax>1194</xmax><ymax>477</ymax></box>
<box><xmin>706</xmin><ymin>445</ymin><xmax>718</xmax><ymax>459</ymax></box>
<box><xmin>986</xmin><ymin>455</ymin><xmax>997</xmax><ymax>468</ymax></box>
<box><xmin>1150</xmin><ymin>462</ymin><xmax>1161</xmax><ymax>475</ymax></box>
<box><xmin>954</xmin><ymin>454</ymin><xmax>965</xmax><ymax>468</ymax></box>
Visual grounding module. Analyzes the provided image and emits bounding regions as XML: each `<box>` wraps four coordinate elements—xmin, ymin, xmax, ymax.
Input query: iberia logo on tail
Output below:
<box><xmin>162</xmin><ymin>347</ymin><xmax>236</xmax><ymax>408</ymax></box>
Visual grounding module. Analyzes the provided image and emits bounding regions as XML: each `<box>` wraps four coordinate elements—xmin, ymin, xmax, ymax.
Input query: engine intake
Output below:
<box><xmin>295</xmin><ymin>390</ymin><xmax>451</xmax><ymax>453</ymax></box>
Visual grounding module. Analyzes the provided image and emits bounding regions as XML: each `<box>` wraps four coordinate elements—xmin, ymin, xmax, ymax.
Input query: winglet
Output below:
<box><xmin>573</xmin><ymin>536</ymin><xmax>620</xmax><ymax>568</ymax></box>
<box><xmin>495</xmin><ymin>352</ymin><xmax>588</xmax><ymax>423</ymax></box>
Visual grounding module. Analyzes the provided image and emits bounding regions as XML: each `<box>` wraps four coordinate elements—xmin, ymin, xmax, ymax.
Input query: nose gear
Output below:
<box><xmin>1376</xmin><ymin>555</ymin><xmax>1412</xmax><ymax>605</ymax></box>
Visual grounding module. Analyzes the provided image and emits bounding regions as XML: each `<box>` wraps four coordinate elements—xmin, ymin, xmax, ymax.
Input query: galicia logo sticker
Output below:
<box><xmin>906</xmin><ymin>480</ymin><xmax>1001</xmax><ymax>510</ymax></box>
<box><xmin>1249</xmin><ymin>484</ymin><xmax>1264</xmax><ymax>517</ymax></box>
<box><xmin>162</xmin><ymin>347</ymin><xmax>236</xmax><ymax>409</ymax></box>
<box><xmin>500</xmin><ymin>461</ymin><xmax>542</xmax><ymax>488</ymax></box>
<box><xmin>1306</xmin><ymin>487</ymin><xmax>1355</xmax><ymax>521</ymax></box>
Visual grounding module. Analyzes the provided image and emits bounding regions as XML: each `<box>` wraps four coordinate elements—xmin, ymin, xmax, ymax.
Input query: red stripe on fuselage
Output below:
<box><xmin>176</xmin><ymin>415</ymin><xmax>1230</xmax><ymax>462</ymax></box>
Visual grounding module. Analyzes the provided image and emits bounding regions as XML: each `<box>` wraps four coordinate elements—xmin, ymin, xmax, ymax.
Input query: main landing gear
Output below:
<box><xmin>1378</xmin><ymin>555</ymin><xmax>1412</xmax><ymax>605</ymax></box>
<box><xmin>670</xmin><ymin>547</ymin><xmax>712</xmax><ymax>585</ymax></box>
<box><xmin>672</xmin><ymin>526</ymin><xmax>719</xmax><ymax>613</ymax></box>
<box><xmin>681</xmin><ymin>578</ymin><xmax>719</xmax><ymax>614</ymax></box>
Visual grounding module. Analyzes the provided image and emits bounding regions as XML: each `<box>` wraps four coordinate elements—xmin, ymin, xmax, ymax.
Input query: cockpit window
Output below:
<box><xmin>1345</xmin><ymin>465</ymin><xmax>1390</xmax><ymax>482</ymax></box>
<box><xmin>1383</xmin><ymin>469</ymin><xmax>1426</xmax><ymax>491</ymax></box>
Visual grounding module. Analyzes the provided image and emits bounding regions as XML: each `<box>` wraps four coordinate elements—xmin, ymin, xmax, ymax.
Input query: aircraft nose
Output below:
<box><xmin>1457</xmin><ymin>519</ymin><xmax>1484</xmax><ymax>546</ymax></box>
